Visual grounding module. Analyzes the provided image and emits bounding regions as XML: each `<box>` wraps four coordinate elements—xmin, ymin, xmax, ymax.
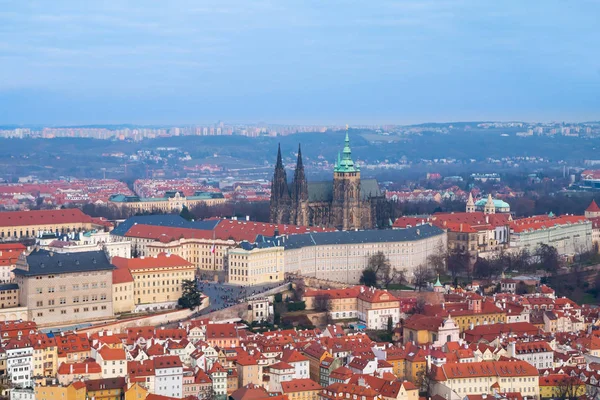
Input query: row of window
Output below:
<box><xmin>35</xmin><ymin>294</ymin><xmax>107</xmax><ymax>306</ymax></box>
<box><xmin>35</xmin><ymin>305</ymin><xmax>107</xmax><ymax>317</ymax></box>
<box><xmin>34</xmin><ymin>282</ymin><xmax>107</xmax><ymax>293</ymax></box>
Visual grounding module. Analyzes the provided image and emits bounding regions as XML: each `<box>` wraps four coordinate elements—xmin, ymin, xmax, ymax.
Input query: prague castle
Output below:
<box><xmin>269</xmin><ymin>132</ymin><xmax>391</xmax><ymax>230</ymax></box>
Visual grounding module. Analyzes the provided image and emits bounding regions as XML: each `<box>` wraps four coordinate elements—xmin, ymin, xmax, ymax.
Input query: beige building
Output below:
<box><xmin>14</xmin><ymin>249</ymin><xmax>114</xmax><ymax>326</ymax></box>
<box><xmin>228</xmin><ymin>242</ymin><xmax>284</xmax><ymax>285</ymax></box>
<box><xmin>112</xmin><ymin>267</ymin><xmax>135</xmax><ymax>314</ymax></box>
<box><xmin>0</xmin><ymin>284</ymin><xmax>19</xmax><ymax>309</ymax></box>
<box><xmin>112</xmin><ymin>253</ymin><xmax>195</xmax><ymax>312</ymax></box>
<box><xmin>120</xmin><ymin>224</ymin><xmax>235</xmax><ymax>278</ymax></box>
<box><xmin>109</xmin><ymin>191</ymin><xmax>226</xmax><ymax>213</ymax></box>
<box><xmin>357</xmin><ymin>287</ymin><xmax>401</xmax><ymax>330</ymax></box>
<box><xmin>0</xmin><ymin>209</ymin><xmax>104</xmax><ymax>240</ymax></box>
<box><xmin>284</xmin><ymin>225</ymin><xmax>447</xmax><ymax>284</ymax></box>
<box><xmin>304</xmin><ymin>286</ymin><xmax>362</xmax><ymax>321</ymax></box>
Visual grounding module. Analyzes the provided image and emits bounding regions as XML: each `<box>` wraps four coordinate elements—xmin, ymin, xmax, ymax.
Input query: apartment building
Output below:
<box><xmin>284</xmin><ymin>225</ymin><xmax>447</xmax><ymax>284</ymax></box>
<box><xmin>42</xmin><ymin>230</ymin><xmax>131</xmax><ymax>259</ymax></box>
<box><xmin>304</xmin><ymin>287</ymin><xmax>362</xmax><ymax>321</ymax></box>
<box><xmin>357</xmin><ymin>287</ymin><xmax>401</xmax><ymax>330</ymax></box>
<box><xmin>112</xmin><ymin>253</ymin><xmax>195</xmax><ymax>312</ymax></box>
<box><xmin>13</xmin><ymin>249</ymin><xmax>114</xmax><ymax>326</ymax></box>
<box><xmin>228</xmin><ymin>240</ymin><xmax>284</xmax><ymax>285</ymax></box>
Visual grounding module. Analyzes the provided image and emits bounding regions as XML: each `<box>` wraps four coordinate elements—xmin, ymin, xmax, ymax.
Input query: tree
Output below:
<box><xmin>412</xmin><ymin>297</ymin><xmax>427</xmax><ymax>314</ymax></box>
<box><xmin>386</xmin><ymin>316</ymin><xmax>393</xmax><ymax>333</ymax></box>
<box><xmin>178</xmin><ymin>279</ymin><xmax>202</xmax><ymax>310</ymax></box>
<box><xmin>427</xmin><ymin>244</ymin><xmax>447</xmax><ymax>275</ymax></box>
<box><xmin>413</xmin><ymin>264</ymin><xmax>434</xmax><ymax>292</ymax></box>
<box><xmin>179</xmin><ymin>205</ymin><xmax>195</xmax><ymax>221</ymax></box>
<box><xmin>515</xmin><ymin>281</ymin><xmax>533</xmax><ymax>295</ymax></box>
<box><xmin>473</xmin><ymin>257</ymin><xmax>492</xmax><ymax>280</ymax></box>
<box><xmin>291</xmin><ymin>278</ymin><xmax>305</xmax><ymax>302</ymax></box>
<box><xmin>368</xmin><ymin>252</ymin><xmax>391</xmax><ymax>287</ymax></box>
<box><xmin>535</xmin><ymin>243</ymin><xmax>561</xmax><ymax>273</ymax></box>
<box><xmin>274</xmin><ymin>293</ymin><xmax>283</xmax><ymax>303</ymax></box>
<box><xmin>446</xmin><ymin>247</ymin><xmax>470</xmax><ymax>281</ymax></box>
<box><xmin>313</xmin><ymin>294</ymin><xmax>332</xmax><ymax>312</ymax></box>
<box><xmin>360</xmin><ymin>268</ymin><xmax>378</xmax><ymax>287</ymax></box>
<box><xmin>555</xmin><ymin>375</ymin><xmax>585</xmax><ymax>400</ymax></box>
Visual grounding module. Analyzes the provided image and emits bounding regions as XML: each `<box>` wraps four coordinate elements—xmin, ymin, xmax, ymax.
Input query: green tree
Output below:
<box><xmin>387</xmin><ymin>316</ymin><xmax>393</xmax><ymax>333</ymax></box>
<box><xmin>447</xmin><ymin>247</ymin><xmax>470</xmax><ymax>281</ymax></box>
<box><xmin>360</xmin><ymin>268</ymin><xmax>378</xmax><ymax>287</ymax></box>
<box><xmin>535</xmin><ymin>244</ymin><xmax>561</xmax><ymax>273</ymax></box>
<box><xmin>274</xmin><ymin>293</ymin><xmax>283</xmax><ymax>303</ymax></box>
<box><xmin>178</xmin><ymin>279</ymin><xmax>202</xmax><ymax>310</ymax></box>
<box><xmin>180</xmin><ymin>205</ymin><xmax>195</xmax><ymax>221</ymax></box>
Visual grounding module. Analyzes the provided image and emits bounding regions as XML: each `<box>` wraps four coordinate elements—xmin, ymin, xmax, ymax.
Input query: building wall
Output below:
<box><xmin>228</xmin><ymin>246</ymin><xmax>284</xmax><ymax>285</ymax></box>
<box><xmin>0</xmin><ymin>222</ymin><xmax>94</xmax><ymax>240</ymax></box>
<box><xmin>510</xmin><ymin>220</ymin><xmax>592</xmax><ymax>255</ymax></box>
<box><xmin>131</xmin><ymin>264</ymin><xmax>195</xmax><ymax>308</ymax></box>
<box><xmin>432</xmin><ymin>375</ymin><xmax>539</xmax><ymax>400</ymax></box>
<box><xmin>15</xmin><ymin>270</ymin><xmax>113</xmax><ymax>326</ymax></box>
<box><xmin>0</xmin><ymin>287</ymin><xmax>19</xmax><ymax>309</ymax></box>
<box><xmin>110</xmin><ymin>195</ymin><xmax>225</xmax><ymax>213</ymax></box>
<box><xmin>112</xmin><ymin>281</ymin><xmax>135</xmax><ymax>314</ymax></box>
<box><xmin>285</xmin><ymin>233</ymin><xmax>447</xmax><ymax>284</ymax></box>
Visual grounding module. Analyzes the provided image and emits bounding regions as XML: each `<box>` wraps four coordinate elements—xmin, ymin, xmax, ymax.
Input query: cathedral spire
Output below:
<box><xmin>276</xmin><ymin>143</ymin><xmax>283</xmax><ymax>169</ymax></box>
<box><xmin>334</xmin><ymin>127</ymin><xmax>359</xmax><ymax>173</ymax></box>
<box><xmin>296</xmin><ymin>144</ymin><xmax>303</xmax><ymax>169</ymax></box>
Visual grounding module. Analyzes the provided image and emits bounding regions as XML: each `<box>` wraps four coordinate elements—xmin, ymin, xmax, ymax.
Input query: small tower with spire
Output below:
<box><xmin>433</xmin><ymin>274</ymin><xmax>444</xmax><ymax>293</ymax></box>
<box><xmin>466</xmin><ymin>192</ymin><xmax>475</xmax><ymax>213</ymax></box>
<box><xmin>484</xmin><ymin>194</ymin><xmax>496</xmax><ymax>214</ymax></box>
<box><xmin>585</xmin><ymin>200</ymin><xmax>600</xmax><ymax>218</ymax></box>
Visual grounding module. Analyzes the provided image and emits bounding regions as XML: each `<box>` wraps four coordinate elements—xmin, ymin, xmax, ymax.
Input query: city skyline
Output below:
<box><xmin>1</xmin><ymin>0</ymin><xmax>599</xmax><ymax>125</ymax></box>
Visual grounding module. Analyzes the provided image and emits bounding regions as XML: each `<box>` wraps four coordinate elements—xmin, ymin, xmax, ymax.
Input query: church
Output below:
<box><xmin>269</xmin><ymin>133</ymin><xmax>391</xmax><ymax>230</ymax></box>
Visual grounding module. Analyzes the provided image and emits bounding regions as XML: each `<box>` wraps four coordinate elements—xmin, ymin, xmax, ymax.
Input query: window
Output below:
<box><xmin>83</xmin><ymin>296</ymin><xmax>89</xmax><ymax>302</ymax></box>
<box><xmin>74</xmin><ymin>308</ymin><xmax>79</xmax><ymax>313</ymax></box>
<box><xmin>73</xmin><ymin>297</ymin><xmax>79</xmax><ymax>303</ymax></box>
<box><xmin>36</xmin><ymin>288</ymin><xmax>43</xmax><ymax>294</ymax></box>
<box><xmin>91</xmin><ymin>295</ymin><xmax>98</xmax><ymax>301</ymax></box>
<box><xmin>73</xmin><ymin>284</ymin><xmax>79</xmax><ymax>291</ymax></box>
<box><xmin>82</xmin><ymin>284</ymin><xmax>89</xmax><ymax>290</ymax></box>
<box><xmin>100</xmin><ymin>294</ymin><xmax>107</xmax><ymax>300</ymax></box>
<box><xmin>59</xmin><ymin>285</ymin><xmax>66</xmax><ymax>292</ymax></box>
<box><xmin>48</xmin><ymin>299</ymin><xmax>55</xmax><ymax>306</ymax></box>
<box><xmin>61</xmin><ymin>310</ymin><xmax>67</xmax><ymax>314</ymax></box>
<box><xmin>59</xmin><ymin>297</ymin><xmax>66</xmax><ymax>305</ymax></box>
<box><xmin>48</xmin><ymin>287</ymin><xmax>55</xmax><ymax>293</ymax></box>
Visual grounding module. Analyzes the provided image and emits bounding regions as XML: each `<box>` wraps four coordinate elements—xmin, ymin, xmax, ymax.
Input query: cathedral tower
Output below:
<box><xmin>269</xmin><ymin>144</ymin><xmax>291</xmax><ymax>224</ymax></box>
<box><xmin>332</xmin><ymin>129</ymin><xmax>362</xmax><ymax>230</ymax></box>
<box><xmin>291</xmin><ymin>144</ymin><xmax>309</xmax><ymax>226</ymax></box>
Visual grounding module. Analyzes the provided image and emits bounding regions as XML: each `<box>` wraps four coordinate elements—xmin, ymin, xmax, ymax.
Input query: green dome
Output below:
<box><xmin>475</xmin><ymin>198</ymin><xmax>510</xmax><ymax>209</ymax></box>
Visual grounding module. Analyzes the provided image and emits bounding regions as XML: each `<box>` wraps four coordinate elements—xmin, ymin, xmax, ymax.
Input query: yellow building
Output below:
<box><xmin>112</xmin><ymin>253</ymin><xmax>196</xmax><ymax>311</ymax></box>
<box><xmin>0</xmin><ymin>209</ymin><xmax>104</xmax><ymax>240</ymax></box>
<box><xmin>35</xmin><ymin>381</ymin><xmax>86</xmax><ymax>400</ymax></box>
<box><xmin>439</xmin><ymin>297</ymin><xmax>506</xmax><ymax>333</ymax></box>
<box><xmin>228</xmin><ymin>243</ymin><xmax>284</xmax><ymax>285</ymax></box>
<box><xmin>109</xmin><ymin>191</ymin><xmax>226</xmax><ymax>213</ymax></box>
<box><xmin>125</xmin><ymin>382</ymin><xmax>149</xmax><ymax>400</ymax></box>
<box><xmin>539</xmin><ymin>374</ymin><xmax>586</xmax><ymax>399</ymax></box>
<box><xmin>84</xmin><ymin>377</ymin><xmax>127</xmax><ymax>400</ymax></box>
<box><xmin>31</xmin><ymin>334</ymin><xmax>58</xmax><ymax>377</ymax></box>
<box><xmin>236</xmin><ymin>355</ymin><xmax>263</xmax><ymax>388</ymax></box>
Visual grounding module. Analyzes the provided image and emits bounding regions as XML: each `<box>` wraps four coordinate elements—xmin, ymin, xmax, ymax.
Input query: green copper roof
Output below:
<box><xmin>334</xmin><ymin>131</ymin><xmax>359</xmax><ymax>173</ymax></box>
<box><xmin>434</xmin><ymin>274</ymin><xmax>443</xmax><ymax>287</ymax></box>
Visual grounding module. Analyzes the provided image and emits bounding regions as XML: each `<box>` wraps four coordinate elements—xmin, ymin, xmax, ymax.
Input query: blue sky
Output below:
<box><xmin>1</xmin><ymin>0</ymin><xmax>599</xmax><ymax>125</ymax></box>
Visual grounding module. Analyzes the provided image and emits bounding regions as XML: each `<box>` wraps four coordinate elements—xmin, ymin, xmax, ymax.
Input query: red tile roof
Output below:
<box><xmin>432</xmin><ymin>360</ymin><xmax>538</xmax><ymax>381</ymax></box>
<box><xmin>281</xmin><ymin>378</ymin><xmax>322</xmax><ymax>393</ymax></box>
<box><xmin>214</xmin><ymin>219</ymin><xmax>334</xmax><ymax>242</ymax></box>
<box><xmin>154</xmin><ymin>355</ymin><xmax>183</xmax><ymax>369</ymax></box>
<box><xmin>358</xmin><ymin>288</ymin><xmax>399</xmax><ymax>304</ymax></box>
<box><xmin>0</xmin><ymin>209</ymin><xmax>94</xmax><ymax>227</ymax></box>
<box><xmin>510</xmin><ymin>215</ymin><xmax>589</xmax><ymax>233</ymax></box>
<box><xmin>98</xmin><ymin>347</ymin><xmax>126</xmax><ymax>361</ymax></box>
<box><xmin>112</xmin><ymin>266</ymin><xmax>134</xmax><ymax>284</ymax></box>
<box><xmin>57</xmin><ymin>358</ymin><xmax>101</xmax><ymax>375</ymax></box>
<box><xmin>587</xmin><ymin>200</ymin><xmax>600</xmax><ymax>212</ymax></box>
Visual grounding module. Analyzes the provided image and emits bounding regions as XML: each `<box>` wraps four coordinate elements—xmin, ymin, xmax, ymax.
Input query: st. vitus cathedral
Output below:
<box><xmin>269</xmin><ymin>132</ymin><xmax>391</xmax><ymax>230</ymax></box>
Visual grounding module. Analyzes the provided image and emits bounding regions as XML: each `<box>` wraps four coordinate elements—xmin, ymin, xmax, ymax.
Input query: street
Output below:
<box><xmin>196</xmin><ymin>279</ymin><xmax>285</xmax><ymax>315</ymax></box>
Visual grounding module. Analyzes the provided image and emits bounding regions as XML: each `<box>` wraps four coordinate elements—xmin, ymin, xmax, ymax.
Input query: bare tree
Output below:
<box><xmin>313</xmin><ymin>293</ymin><xmax>332</xmax><ymax>312</ymax></box>
<box><xmin>413</xmin><ymin>264</ymin><xmax>434</xmax><ymax>292</ymax></box>
<box><xmin>412</xmin><ymin>297</ymin><xmax>427</xmax><ymax>314</ymax></box>
<box><xmin>427</xmin><ymin>244</ymin><xmax>447</xmax><ymax>275</ymax></box>
<box><xmin>292</xmin><ymin>278</ymin><xmax>306</xmax><ymax>302</ymax></box>
<box><xmin>555</xmin><ymin>375</ymin><xmax>585</xmax><ymax>400</ymax></box>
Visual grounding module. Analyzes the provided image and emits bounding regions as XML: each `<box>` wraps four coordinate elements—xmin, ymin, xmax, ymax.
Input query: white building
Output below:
<box><xmin>510</xmin><ymin>215</ymin><xmax>592</xmax><ymax>256</ymax></box>
<box><xmin>357</xmin><ymin>287</ymin><xmax>401</xmax><ymax>330</ymax></box>
<box><xmin>284</xmin><ymin>225</ymin><xmax>447</xmax><ymax>284</ymax></box>
<box><xmin>154</xmin><ymin>356</ymin><xmax>183</xmax><ymax>399</ymax></box>
<box><xmin>5</xmin><ymin>339</ymin><xmax>33</xmax><ymax>388</ymax></box>
<box><xmin>281</xmin><ymin>349</ymin><xmax>310</xmax><ymax>379</ymax></box>
<box><xmin>40</xmin><ymin>230</ymin><xmax>131</xmax><ymax>259</ymax></box>
<box><xmin>506</xmin><ymin>341</ymin><xmax>553</xmax><ymax>370</ymax></box>
<box><xmin>95</xmin><ymin>347</ymin><xmax>127</xmax><ymax>378</ymax></box>
<box><xmin>268</xmin><ymin>361</ymin><xmax>295</xmax><ymax>392</ymax></box>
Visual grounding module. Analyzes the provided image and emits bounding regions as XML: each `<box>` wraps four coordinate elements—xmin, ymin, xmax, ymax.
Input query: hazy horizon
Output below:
<box><xmin>1</xmin><ymin>0</ymin><xmax>599</xmax><ymax>125</ymax></box>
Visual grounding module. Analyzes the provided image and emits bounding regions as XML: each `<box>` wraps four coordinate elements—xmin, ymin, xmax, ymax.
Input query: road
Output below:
<box><xmin>196</xmin><ymin>280</ymin><xmax>284</xmax><ymax>315</ymax></box>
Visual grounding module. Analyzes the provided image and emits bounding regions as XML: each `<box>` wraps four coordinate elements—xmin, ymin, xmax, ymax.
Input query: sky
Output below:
<box><xmin>1</xmin><ymin>0</ymin><xmax>599</xmax><ymax>125</ymax></box>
